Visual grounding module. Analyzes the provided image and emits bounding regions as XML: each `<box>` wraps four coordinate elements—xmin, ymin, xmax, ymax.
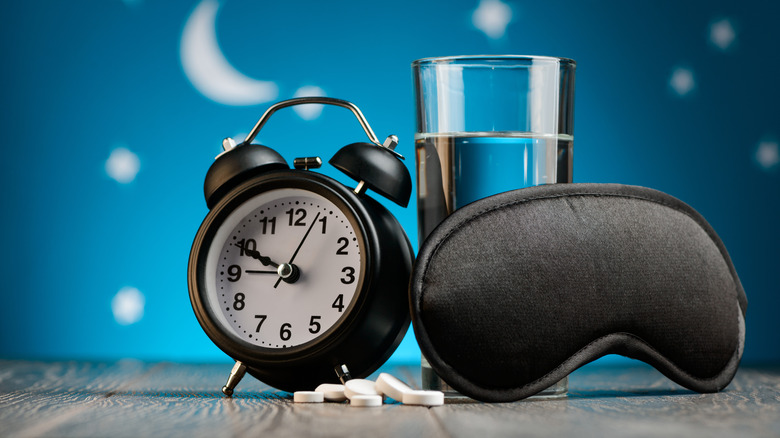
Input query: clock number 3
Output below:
<box><xmin>340</xmin><ymin>267</ymin><xmax>356</xmax><ymax>284</ymax></box>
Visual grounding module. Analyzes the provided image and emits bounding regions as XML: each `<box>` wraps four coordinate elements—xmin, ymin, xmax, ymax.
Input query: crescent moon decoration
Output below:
<box><xmin>180</xmin><ymin>0</ymin><xmax>278</xmax><ymax>106</ymax></box>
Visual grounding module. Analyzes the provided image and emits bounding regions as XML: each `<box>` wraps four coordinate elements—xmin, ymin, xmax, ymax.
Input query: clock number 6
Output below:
<box><xmin>280</xmin><ymin>323</ymin><xmax>292</xmax><ymax>341</ymax></box>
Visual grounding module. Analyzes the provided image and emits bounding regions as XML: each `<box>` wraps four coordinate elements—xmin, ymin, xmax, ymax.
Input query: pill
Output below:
<box><xmin>375</xmin><ymin>373</ymin><xmax>412</xmax><ymax>402</ymax></box>
<box><xmin>293</xmin><ymin>391</ymin><xmax>324</xmax><ymax>403</ymax></box>
<box><xmin>315</xmin><ymin>383</ymin><xmax>347</xmax><ymax>402</ymax></box>
<box><xmin>349</xmin><ymin>394</ymin><xmax>383</xmax><ymax>407</ymax></box>
<box><xmin>402</xmin><ymin>390</ymin><xmax>444</xmax><ymax>406</ymax></box>
<box><xmin>344</xmin><ymin>379</ymin><xmax>379</xmax><ymax>399</ymax></box>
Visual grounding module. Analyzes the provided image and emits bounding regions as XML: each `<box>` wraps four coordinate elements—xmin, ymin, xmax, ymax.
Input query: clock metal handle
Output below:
<box><xmin>242</xmin><ymin>97</ymin><xmax>403</xmax><ymax>159</ymax></box>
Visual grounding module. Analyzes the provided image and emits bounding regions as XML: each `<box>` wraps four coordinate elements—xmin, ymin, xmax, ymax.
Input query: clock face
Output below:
<box><xmin>203</xmin><ymin>187</ymin><xmax>365</xmax><ymax>349</ymax></box>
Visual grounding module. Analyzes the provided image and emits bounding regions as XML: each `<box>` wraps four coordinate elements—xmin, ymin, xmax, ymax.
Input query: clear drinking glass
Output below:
<box><xmin>413</xmin><ymin>55</ymin><xmax>575</xmax><ymax>399</ymax></box>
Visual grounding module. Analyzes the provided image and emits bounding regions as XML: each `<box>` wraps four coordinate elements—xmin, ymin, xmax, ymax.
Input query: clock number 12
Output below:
<box><xmin>286</xmin><ymin>208</ymin><xmax>306</xmax><ymax>226</ymax></box>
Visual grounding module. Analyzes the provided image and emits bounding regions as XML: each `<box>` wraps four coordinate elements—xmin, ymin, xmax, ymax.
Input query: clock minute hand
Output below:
<box><xmin>274</xmin><ymin>211</ymin><xmax>321</xmax><ymax>289</ymax></box>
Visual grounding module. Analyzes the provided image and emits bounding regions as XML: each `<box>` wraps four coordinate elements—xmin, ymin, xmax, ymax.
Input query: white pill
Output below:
<box><xmin>402</xmin><ymin>390</ymin><xmax>444</xmax><ymax>406</ymax></box>
<box><xmin>375</xmin><ymin>373</ymin><xmax>412</xmax><ymax>402</ymax></box>
<box><xmin>315</xmin><ymin>383</ymin><xmax>347</xmax><ymax>402</ymax></box>
<box><xmin>293</xmin><ymin>391</ymin><xmax>324</xmax><ymax>403</ymax></box>
<box><xmin>344</xmin><ymin>379</ymin><xmax>379</xmax><ymax>399</ymax></box>
<box><xmin>350</xmin><ymin>394</ymin><xmax>383</xmax><ymax>407</ymax></box>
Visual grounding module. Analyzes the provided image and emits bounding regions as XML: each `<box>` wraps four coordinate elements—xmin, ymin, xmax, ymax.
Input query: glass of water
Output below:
<box><xmin>413</xmin><ymin>55</ymin><xmax>575</xmax><ymax>399</ymax></box>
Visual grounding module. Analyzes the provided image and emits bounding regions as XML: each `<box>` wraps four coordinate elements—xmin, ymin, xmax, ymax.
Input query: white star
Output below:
<box><xmin>472</xmin><ymin>0</ymin><xmax>513</xmax><ymax>39</ymax></box>
<box><xmin>112</xmin><ymin>287</ymin><xmax>145</xmax><ymax>325</ymax></box>
<box><xmin>755</xmin><ymin>140</ymin><xmax>779</xmax><ymax>170</ymax></box>
<box><xmin>710</xmin><ymin>18</ymin><xmax>737</xmax><ymax>51</ymax></box>
<box><xmin>105</xmin><ymin>147</ymin><xmax>140</xmax><ymax>183</ymax></box>
<box><xmin>669</xmin><ymin>67</ymin><xmax>695</xmax><ymax>97</ymax></box>
<box><xmin>292</xmin><ymin>86</ymin><xmax>326</xmax><ymax>121</ymax></box>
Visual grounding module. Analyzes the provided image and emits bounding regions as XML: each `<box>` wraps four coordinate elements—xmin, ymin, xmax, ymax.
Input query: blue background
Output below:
<box><xmin>1</xmin><ymin>0</ymin><xmax>777</xmax><ymax>366</ymax></box>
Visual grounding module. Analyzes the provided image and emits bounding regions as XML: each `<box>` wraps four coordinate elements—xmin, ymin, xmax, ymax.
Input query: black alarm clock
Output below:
<box><xmin>188</xmin><ymin>97</ymin><xmax>414</xmax><ymax>396</ymax></box>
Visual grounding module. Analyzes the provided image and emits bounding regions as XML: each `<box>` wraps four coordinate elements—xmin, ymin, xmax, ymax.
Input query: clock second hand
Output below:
<box><xmin>274</xmin><ymin>211</ymin><xmax>321</xmax><ymax>289</ymax></box>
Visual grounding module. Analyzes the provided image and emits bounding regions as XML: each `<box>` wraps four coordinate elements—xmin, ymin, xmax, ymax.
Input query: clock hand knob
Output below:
<box><xmin>277</xmin><ymin>263</ymin><xmax>301</xmax><ymax>284</ymax></box>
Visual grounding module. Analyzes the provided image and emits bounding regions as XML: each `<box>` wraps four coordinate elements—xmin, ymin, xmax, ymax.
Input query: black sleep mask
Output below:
<box><xmin>410</xmin><ymin>183</ymin><xmax>746</xmax><ymax>402</ymax></box>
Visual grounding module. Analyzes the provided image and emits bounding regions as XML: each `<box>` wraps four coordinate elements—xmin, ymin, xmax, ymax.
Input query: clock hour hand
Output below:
<box><xmin>234</xmin><ymin>240</ymin><xmax>300</xmax><ymax>283</ymax></box>
<box><xmin>235</xmin><ymin>241</ymin><xmax>279</xmax><ymax>268</ymax></box>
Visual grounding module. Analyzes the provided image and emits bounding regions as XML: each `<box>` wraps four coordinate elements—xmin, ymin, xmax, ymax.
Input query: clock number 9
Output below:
<box><xmin>227</xmin><ymin>265</ymin><xmax>241</xmax><ymax>282</ymax></box>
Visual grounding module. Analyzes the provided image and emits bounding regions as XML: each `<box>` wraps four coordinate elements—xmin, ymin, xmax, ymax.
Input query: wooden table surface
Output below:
<box><xmin>1</xmin><ymin>360</ymin><xmax>778</xmax><ymax>437</ymax></box>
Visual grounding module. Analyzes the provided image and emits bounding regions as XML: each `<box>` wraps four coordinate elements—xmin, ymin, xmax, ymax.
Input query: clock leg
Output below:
<box><xmin>222</xmin><ymin>361</ymin><xmax>247</xmax><ymax>397</ymax></box>
<box><xmin>335</xmin><ymin>364</ymin><xmax>352</xmax><ymax>384</ymax></box>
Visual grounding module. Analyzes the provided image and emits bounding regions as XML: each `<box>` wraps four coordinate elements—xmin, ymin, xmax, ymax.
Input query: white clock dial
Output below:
<box><xmin>204</xmin><ymin>188</ymin><xmax>364</xmax><ymax>349</ymax></box>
